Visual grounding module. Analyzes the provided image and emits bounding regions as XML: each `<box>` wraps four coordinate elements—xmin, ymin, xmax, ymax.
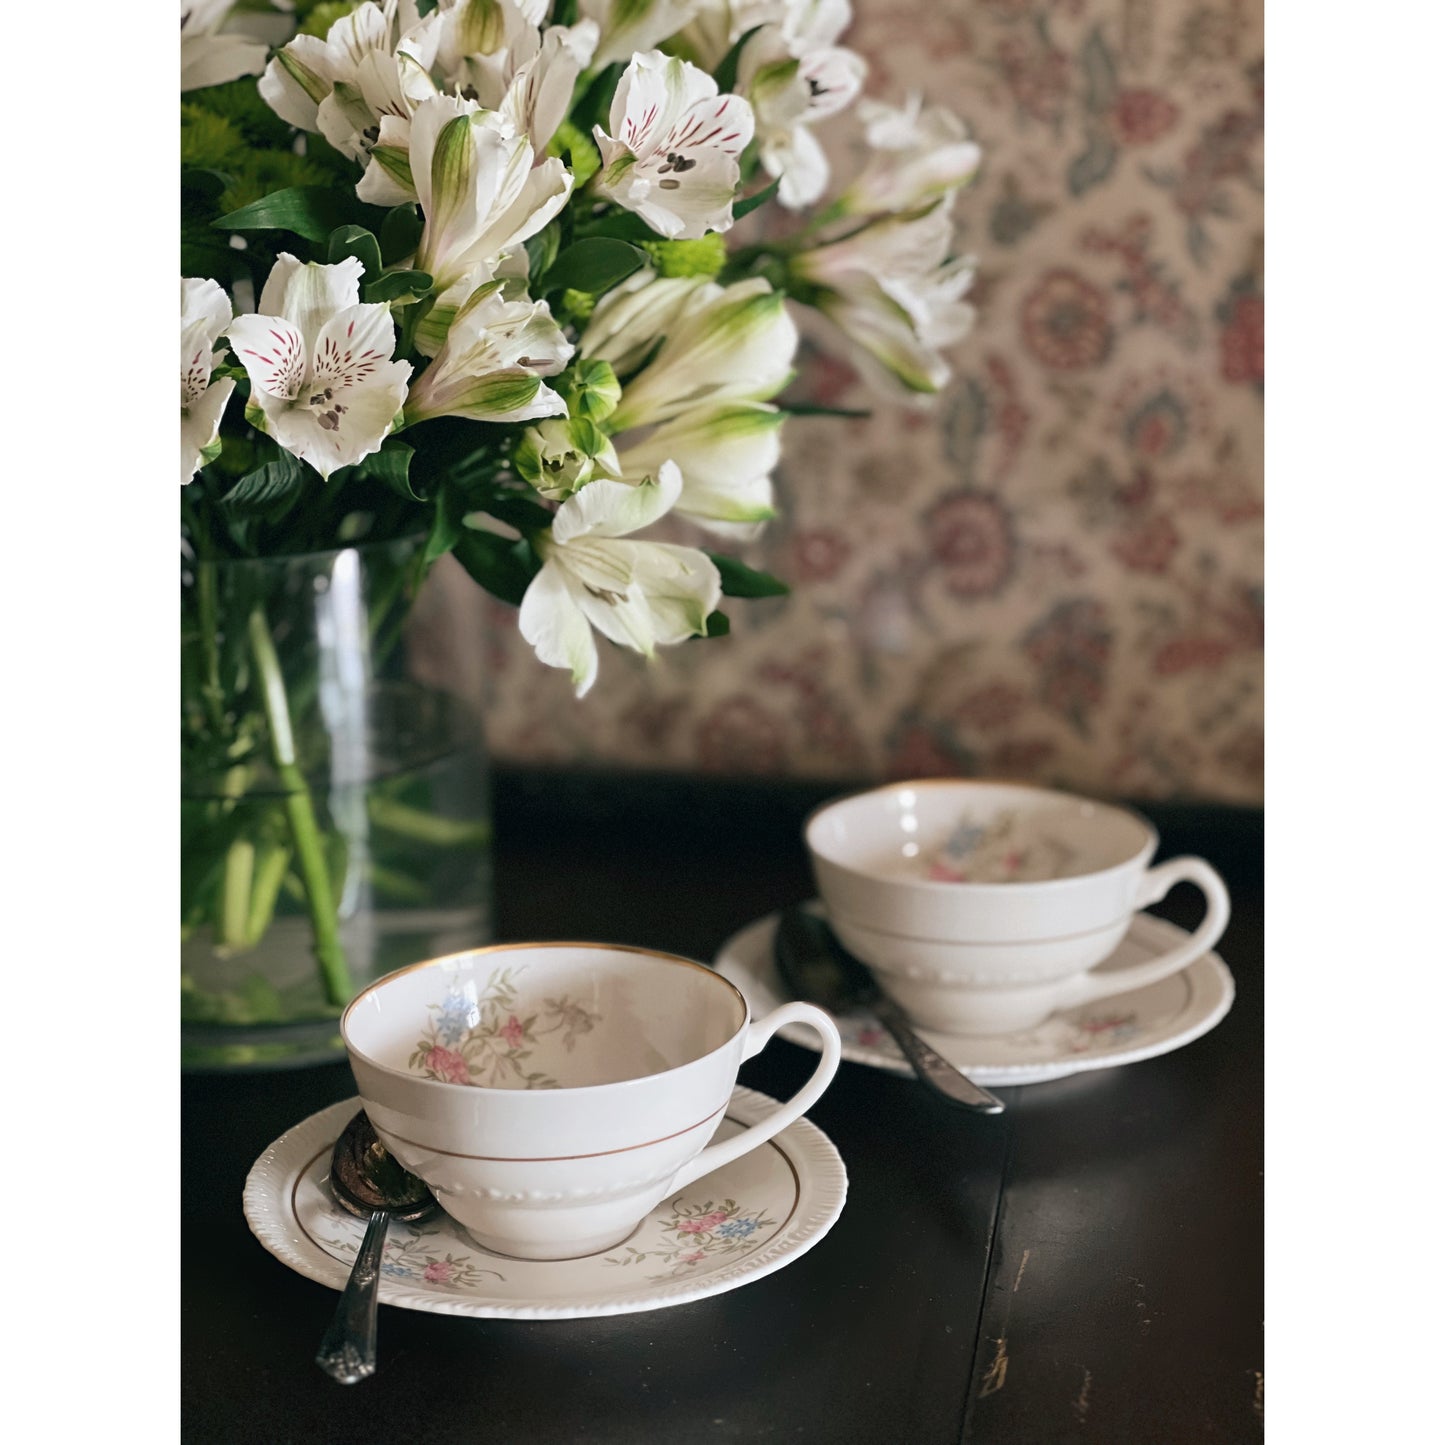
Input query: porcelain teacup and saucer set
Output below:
<box><xmin>245</xmin><ymin>778</ymin><xmax>1234</xmax><ymax>1329</ymax></box>
<box><xmin>717</xmin><ymin>778</ymin><xmax>1235</xmax><ymax>1087</ymax></box>
<box><xmin>245</xmin><ymin>941</ymin><xmax>850</xmax><ymax>1325</ymax></box>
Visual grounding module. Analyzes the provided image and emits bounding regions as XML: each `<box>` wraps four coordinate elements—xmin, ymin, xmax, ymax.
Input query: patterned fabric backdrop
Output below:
<box><xmin>415</xmin><ymin>0</ymin><xmax>1264</xmax><ymax>805</ymax></box>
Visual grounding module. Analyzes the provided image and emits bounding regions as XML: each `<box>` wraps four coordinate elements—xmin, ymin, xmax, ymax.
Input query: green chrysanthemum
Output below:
<box><xmin>298</xmin><ymin>0</ymin><xmax>362</xmax><ymax>37</ymax></box>
<box><xmin>560</xmin><ymin>288</ymin><xmax>597</xmax><ymax>322</ymax></box>
<box><xmin>181</xmin><ymin>104</ymin><xmax>247</xmax><ymax>172</ymax></box>
<box><xmin>639</xmin><ymin>234</ymin><xmax>729</xmax><ymax>280</ymax></box>
<box><xmin>183</xmin><ymin>77</ymin><xmax>293</xmax><ymax>150</ymax></box>
<box><xmin>549</xmin><ymin>120</ymin><xmax>600</xmax><ymax>187</ymax></box>
<box><xmin>219</xmin><ymin>150</ymin><xmax>333</xmax><ymax>216</ymax></box>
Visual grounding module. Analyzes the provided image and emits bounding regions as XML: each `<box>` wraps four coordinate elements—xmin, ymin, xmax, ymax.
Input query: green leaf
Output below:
<box><xmin>706</xmin><ymin>554</ymin><xmax>790</xmax><ymax>598</ymax></box>
<box><xmin>778</xmin><ymin>402</ymin><xmax>872</xmax><ymax>419</ymax></box>
<box><xmin>705</xmin><ymin>611</ymin><xmax>731</xmax><ymax>637</ymax></box>
<box><xmin>222</xmin><ymin>453</ymin><xmax>305</xmax><ymax>508</ymax></box>
<box><xmin>326</xmin><ymin>224</ymin><xmax>383</xmax><ymax>280</ymax></box>
<box><xmin>573</xmin><ymin>210</ymin><xmax>656</xmax><ymax>244</ymax></box>
<box><xmin>422</xmin><ymin>481</ymin><xmax>468</xmax><ymax>567</ymax></box>
<box><xmin>540</xmin><ymin>237</ymin><xmax>647</xmax><ymax>296</ymax></box>
<box><xmin>214</xmin><ymin>186</ymin><xmax>382</xmax><ymax>243</ymax></box>
<box><xmin>379</xmin><ymin>204</ymin><xmax>423</xmax><ymax>265</ymax></box>
<box><xmin>351</xmin><ymin>442</ymin><xmax>421</xmax><ymax>501</ymax></box>
<box><xmin>524</xmin><ymin>221</ymin><xmax>562</xmax><ymax>282</ymax></box>
<box><xmin>713</xmin><ymin>25</ymin><xmax>764</xmax><ymax>95</ymax></box>
<box><xmin>182</xmin><ymin>222</ymin><xmax>240</xmax><ymax>287</ymax></box>
<box><xmin>453</xmin><ymin>530</ymin><xmax>538</xmax><ymax>607</ymax></box>
<box><xmin>181</xmin><ymin>167</ymin><xmax>229</xmax><ymax>212</ymax></box>
<box><xmin>732</xmin><ymin>174</ymin><xmax>781</xmax><ymax>220</ymax></box>
<box><xmin>365</xmin><ymin>269</ymin><xmax>433</xmax><ymax>303</ymax></box>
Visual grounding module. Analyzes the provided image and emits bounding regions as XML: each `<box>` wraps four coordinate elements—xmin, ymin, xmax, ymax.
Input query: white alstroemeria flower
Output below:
<box><xmin>519</xmin><ymin>464</ymin><xmax>722</xmax><ymax>697</ymax></box>
<box><xmin>837</xmin><ymin>93</ymin><xmax>982</xmax><ymax>217</ymax></box>
<box><xmin>318</xmin><ymin>41</ymin><xmax>441</xmax><ymax>165</ymax></box>
<box><xmin>429</xmin><ymin>4</ymin><xmax>599</xmax><ymax>153</ymax></box>
<box><xmin>678</xmin><ymin>0</ymin><xmax>846</xmax><ymax>67</ymax></box>
<box><xmin>501</xmin><ymin>19</ymin><xmax>600</xmax><ymax>152</ymax></box>
<box><xmin>181</xmin><ymin>0</ymin><xmax>270</xmax><ymax>92</ymax></box>
<box><xmin>792</xmin><ymin>203</ymin><xmax>976</xmax><ymax>394</ymax></box>
<box><xmin>430</xmin><ymin>0</ymin><xmax>538</xmax><ymax>104</ymax></box>
<box><xmin>580</xmin><ymin>0</ymin><xmax>706</xmax><ymax>66</ymax></box>
<box><xmin>259</xmin><ymin>0</ymin><xmax>440</xmax><ymax>152</ymax></box>
<box><xmin>737</xmin><ymin>20</ymin><xmax>864</xmax><ymax>209</ymax></box>
<box><xmin>181</xmin><ymin>277</ymin><xmax>236</xmax><ymax>485</ymax></box>
<box><xmin>388</xmin><ymin>97</ymin><xmax>572</xmax><ymax>292</ymax></box>
<box><xmin>226</xmin><ymin>255</ymin><xmax>413</xmax><ymax>479</ymax></box>
<box><xmin>404</xmin><ymin>284</ymin><xmax>572</xmax><ymax>425</ymax></box>
<box><xmin>578</xmin><ymin>271</ymin><xmax>710</xmax><ymax>375</ymax></box>
<box><xmin>592</xmin><ymin>50</ymin><xmax>755</xmax><ymax>240</ymax></box>
<box><xmin>613</xmin><ymin>403</ymin><xmax>783</xmax><ymax>533</ymax></box>
<box><xmin>600</xmin><ymin>277</ymin><xmax>798</xmax><ymax>431</ymax></box>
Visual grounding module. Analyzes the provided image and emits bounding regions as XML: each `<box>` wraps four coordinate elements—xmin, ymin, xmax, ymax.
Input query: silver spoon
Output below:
<box><xmin>316</xmin><ymin>1109</ymin><xmax>437</xmax><ymax>1385</ymax></box>
<box><xmin>774</xmin><ymin>905</ymin><xmax>1006</xmax><ymax>1114</ymax></box>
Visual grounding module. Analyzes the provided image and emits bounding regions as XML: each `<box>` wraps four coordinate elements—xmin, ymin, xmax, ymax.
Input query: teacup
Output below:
<box><xmin>341</xmin><ymin>943</ymin><xmax>841</xmax><ymax>1259</ymax></box>
<box><xmin>805</xmin><ymin>780</ymin><xmax>1230</xmax><ymax>1036</ymax></box>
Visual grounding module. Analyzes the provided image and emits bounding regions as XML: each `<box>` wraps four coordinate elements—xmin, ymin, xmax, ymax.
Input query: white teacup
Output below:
<box><xmin>341</xmin><ymin>943</ymin><xmax>841</xmax><ymax>1259</ymax></box>
<box><xmin>805</xmin><ymin>780</ymin><xmax>1230</xmax><ymax>1036</ymax></box>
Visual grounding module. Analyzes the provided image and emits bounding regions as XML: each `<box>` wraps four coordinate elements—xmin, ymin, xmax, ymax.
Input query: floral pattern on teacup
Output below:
<box><xmin>604</xmin><ymin>1197</ymin><xmax>778</xmax><ymax>1281</ymax></box>
<box><xmin>317</xmin><ymin>1216</ymin><xmax>506</xmax><ymax>1292</ymax></box>
<box><xmin>409</xmin><ymin>965</ymin><xmax>602</xmax><ymax>1088</ymax></box>
<box><xmin>927</xmin><ymin>809</ymin><xmax>1079</xmax><ymax>883</ymax></box>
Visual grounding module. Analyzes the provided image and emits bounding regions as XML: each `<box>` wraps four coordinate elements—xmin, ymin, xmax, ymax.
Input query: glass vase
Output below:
<box><xmin>181</xmin><ymin>536</ymin><xmax>492</xmax><ymax>1069</ymax></box>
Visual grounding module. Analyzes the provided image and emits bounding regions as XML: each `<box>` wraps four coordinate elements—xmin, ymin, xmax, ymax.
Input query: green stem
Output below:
<box><xmin>195</xmin><ymin>560</ymin><xmax>228</xmax><ymax>736</ymax></box>
<box><xmin>368</xmin><ymin>795</ymin><xmax>493</xmax><ymax>848</ymax></box>
<box><xmin>219</xmin><ymin>840</ymin><xmax>255</xmax><ymax>948</ymax></box>
<box><xmin>247</xmin><ymin>606</ymin><xmax>353</xmax><ymax>1008</ymax></box>
<box><xmin>183</xmin><ymin>492</ymin><xmax>229</xmax><ymax>736</ymax></box>
<box><xmin>245</xmin><ymin>841</ymin><xmax>293</xmax><ymax>948</ymax></box>
<box><xmin>215</xmin><ymin>766</ymin><xmax>255</xmax><ymax>949</ymax></box>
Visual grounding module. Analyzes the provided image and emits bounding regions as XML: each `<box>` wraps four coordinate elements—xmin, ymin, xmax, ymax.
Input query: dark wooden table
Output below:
<box><xmin>182</xmin><ymin>770</ymin><xmax>1263</xmax><ymax>1443</ymax></box>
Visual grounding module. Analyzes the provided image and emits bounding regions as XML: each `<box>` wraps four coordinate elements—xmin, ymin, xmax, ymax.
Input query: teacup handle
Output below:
<box><xmin>1063</xmin><ymin>857</ymin><xmax>1231</xmax><ymax>1008</ymax></box>
<box><xmin>672</xmin><ymin>1004</ymin><xmax>842</xmax><ymax>1191</ymax></box>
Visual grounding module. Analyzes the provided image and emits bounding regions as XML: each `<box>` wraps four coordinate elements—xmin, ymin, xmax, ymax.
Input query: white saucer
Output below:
<box><xmin>243</xmin><ymin>1088</ymin><xmax>847</xmax><ymax>1320</ymax></box>
<box><xmin>713</xmin><ymin>906</ymin><xmax>1235</xmax><ymax>1087</ymax></box>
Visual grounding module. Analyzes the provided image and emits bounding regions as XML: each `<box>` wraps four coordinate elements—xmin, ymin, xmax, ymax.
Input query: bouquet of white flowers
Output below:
<box><xmin>180</xmin><ymin>0</ymin><xmax>981</xmax><ymax>1058</ymax></box>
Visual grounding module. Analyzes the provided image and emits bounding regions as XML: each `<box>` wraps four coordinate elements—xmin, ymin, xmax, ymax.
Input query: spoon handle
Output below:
<box><xmin>316</xmin><ymin>1208</ymin><xmax>389</xmax><ymax>1385</ymax></box>
<box><xmin>871</xmin><ymin>993</ymin><xmax>1007</xmax><ymax>1114</ymax></box>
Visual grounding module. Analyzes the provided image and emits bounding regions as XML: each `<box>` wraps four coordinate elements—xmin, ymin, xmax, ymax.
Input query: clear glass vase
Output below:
<box><xmin>181</xmin><ymin>537</ymin><xmax>492</xmax><ymax>1069</ymax></box>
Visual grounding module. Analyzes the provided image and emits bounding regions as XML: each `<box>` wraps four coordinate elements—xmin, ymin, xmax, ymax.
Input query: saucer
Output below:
<box><xmin>243</xmin><ymin>1088</ymin><xmax>847</xmax><ymax>1320</ymax></box>
<box><xmin>712</xmin><ymin>906</ymin><xmax>1235</xmax><ymax>1087</ymax></box>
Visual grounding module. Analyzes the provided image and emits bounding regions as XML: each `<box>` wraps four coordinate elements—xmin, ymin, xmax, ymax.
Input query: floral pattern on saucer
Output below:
<box><xmin>409</xmin><ymin>964</ymin><xmax>602</xmax><ymax>1088</ymax></box>
<box><xmin>604</xmin><ymin>1197</ymin><xmax>780</xmax><ymax>1281</ymax></box>
<box><xmin>316</xmin><ymin>1216</ymin><xmax>506</xmax><ymax>1291</ymax></box>
<box><xmin>244</xmin><ymin>1089</ymin><xmax>848</xmax><ymax>1320</ymax></box>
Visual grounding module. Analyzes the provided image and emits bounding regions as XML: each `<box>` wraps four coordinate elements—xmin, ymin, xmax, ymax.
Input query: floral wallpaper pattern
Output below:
<box><xmin>423</xmin><ymin>0</ymin><xmax>1263</xmax><ymax>804</ymax></box>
